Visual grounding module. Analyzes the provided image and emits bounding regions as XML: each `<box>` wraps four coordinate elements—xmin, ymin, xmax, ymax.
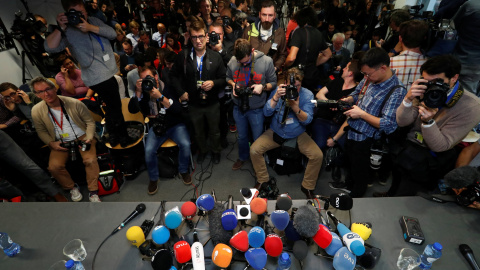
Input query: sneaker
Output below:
<box><xmin>197</xmin><ymin>152</ymin><xmax>206</xmax><ymax>164</ymax></box>
<box><xmin>328</xmin><ymin>181</ymin><xmax>351</xmax><ymax>193</ymax></box>
<box><xmin>89</xmin><ymin>193</ymin><xmax>101</xmax><ymax>202</ymax></box>
<box><xmin>229</xmin><ymin>125</ymin><xmax>237</xmax><ymax>133</ymax></box>
<box><xmin>372</xmin><ymin>191</ymin><xmax>390</xmax><ymax>197</ymax></box>
<box><xmin>70</xmin><ymin>187</ymin><xmax>83</xmax><ymax>202</ymax></box>
<box><xmin>232</xmin><ymin>159</ymin><xmax>245</xmax><ymax>170</ymax></box>
<box><xmin>181</xmin><ymin>173</ymin><xmax>192</xmax><ymax>185</ymax></box>
<box><xmin>148</xmin><ymin>180</ymin><xmax>158</xmax><ymax>195</ymax></box>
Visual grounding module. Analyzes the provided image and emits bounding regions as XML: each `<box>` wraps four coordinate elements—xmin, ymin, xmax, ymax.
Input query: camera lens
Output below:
<box><xmin>141</xmin><ymin>75</ymin><xmax>156</xmax><ymax>92</ymax></box>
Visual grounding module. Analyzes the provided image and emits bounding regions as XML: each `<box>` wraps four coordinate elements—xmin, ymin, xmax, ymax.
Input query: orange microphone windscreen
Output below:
<box><xmin>250</xmin><ymin>198</ymin><xmax>267</xmax><ymax>215</ymax></box>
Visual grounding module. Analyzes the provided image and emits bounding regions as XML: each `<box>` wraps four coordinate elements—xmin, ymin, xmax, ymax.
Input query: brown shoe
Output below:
<box><xmin>254</xmin><ymin>181</ymin><xmax>262</xmax><ymax>190</ymax></box>
<box><xmin>232</xmin><ymin>159</ymin><xmax>245</xmax><ymax>170</ymax></box>
<box><xmin>148</xmin><ymin>180</ymin><xmax>158</xmax><ymax>195</ymax></box>
<box><xmin>53</xmin><ymin>192</ymin><xmax>68</xmax><ymax>202</ymax></box>
<box><xmin>181</xmin><ymin>173</ymin><xmax>192</xmax><ymax>185</ymax></box>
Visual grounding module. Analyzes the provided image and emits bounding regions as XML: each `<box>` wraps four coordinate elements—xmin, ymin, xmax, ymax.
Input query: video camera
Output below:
<box><xmin>208</xmin><ymin>31</ymin><xmax>220</xmax><ymax>46</ymax></box>
<box><xmin>456</xmin><ymin>182</ymin><xmax>480</xmax><ymax>207</ymax></box>
<box><xmin>10</xmin><ymin>11</ymin><xmax>47</xmax><ymax>40</ymax></box>
<box><xmin>418</xmin><ymin>78</ymin><xmax>450</xmax><ymax>108</ymax></box>
<box><xmin>312</xmin><ymin>99</ymin><xmax>352</xmax><ymax>112</ymax></box>
<box><xmin>66</xmin><ymin>9</ymin><xmax>85</xmax><ymax>25</ymax></box>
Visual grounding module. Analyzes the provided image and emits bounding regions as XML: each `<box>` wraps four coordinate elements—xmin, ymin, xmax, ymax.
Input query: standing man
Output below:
<box><xmin>170</xmin><ymin>19</ymin><xmax>227</xmax><ymax>164</ymax></box>
<box><xmin>227</xmin><ymin>39</ymin><xmax>276</xmax><ymax>170</ymax></box>
<box><xmin>45</xmin><ymin>0</ymin><xmax>130</xmax><ymax>147</ymax></box>
<box><xmin>152</xmin><ymin>23</ymin><xmax>168</xmax><ymax>48</ymax></box>
<box><xmin>30</xmin><ymin>77</ymin><xmax>101</xmax><ymax>202</ymax></box>
<box><xmin>242</xmin><ymin>0</ymin><xmax>287</xmax><ymax>73</ymax></box>
<box><xmin>136</xmin><ymin>30</ymin><xmax>160</xmax><ymax>54</ymax></box>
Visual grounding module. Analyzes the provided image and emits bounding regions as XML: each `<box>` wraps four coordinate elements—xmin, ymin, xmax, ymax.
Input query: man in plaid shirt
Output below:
<box><xmin>330</xmin><ymin>48</ymin><xmax>406</xmax><ymax>197</ymax></box>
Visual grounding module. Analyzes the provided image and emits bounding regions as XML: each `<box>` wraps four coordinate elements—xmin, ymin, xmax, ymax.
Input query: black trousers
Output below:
<box><xmin>345</xmin><ymin>138</ymin><xmax>373</xmax><ymax>198</ymax></box>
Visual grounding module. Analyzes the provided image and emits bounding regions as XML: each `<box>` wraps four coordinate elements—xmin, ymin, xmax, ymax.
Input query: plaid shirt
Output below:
<box><xmin>390</xmin><ymin>50</ymin><xmax>427</xmax><ymax>89</ymax></box>
<box><xmin>347</xmin><ymin>74</ymin><xmax>406</xmax><ymax>141</ymax></box>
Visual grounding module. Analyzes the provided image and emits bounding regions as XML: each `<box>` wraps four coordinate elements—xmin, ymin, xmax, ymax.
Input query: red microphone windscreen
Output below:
<box><xmin>313</xmin><ymin>224</ymin><xmax>333</xmax><ymax>249</ymax></box>
<box><xmin>181</xmin><ymin>201</ymin><xmax>197</xmax><ymax>220</ymax></box>
<box><xmin>174</xmin><ymin>240</ymin><xmax>192</xmax><ymax>264</ymax></box>
<box><xmin>264</xmin><ymin>234</ymin><xmax>283</xmax><ymax>257</ymax></box>
<box><xmin>230</xmin><ymin>230</ymin><xmax>249</xmax><ymax>252</ymax></box>
<box><xmin>250</xmin><ymin>198</ymin><xmax>267</xmax><ymax>215</ymax></box>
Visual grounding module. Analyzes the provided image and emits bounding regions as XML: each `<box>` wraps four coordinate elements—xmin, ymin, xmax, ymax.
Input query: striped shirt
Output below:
<box><xmin>390</xmin><ymin>50</ymin><xmax>427</xmax><ymax>89</ymax></box>
<box><xmin>347</xmin><ymin>74</ymin><xmax>406</xmax><ymax>141</ymax></box>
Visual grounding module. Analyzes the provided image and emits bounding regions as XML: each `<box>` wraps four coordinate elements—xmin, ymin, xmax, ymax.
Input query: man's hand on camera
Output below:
<box><xmin>150</xmin><ymin>87</ymin><xmax>163</xmax><ymax>99</ymax></box>
<box><xmin>288</xmin><ymin>98</ymin><xmax>299</xmax><ymax>110</ymax></box>
<box><xmin>252</xmin><ymin>84</ymin><xmax>263</xmax><ymax>95</ymax></box>
<box><xmin>56</xmin><ymin>13</ymin><xmax>68</xmax><ymax>30</ymax></box>
<box><xmin>135</xmin><ymin>78</ymin><xmax>142</xmax><ymax>92</ymax></box>
<box><xmin>180</xmin><ymin>92</ymin><xmax>189</xmax><ymax>101</ymax></box>
<box><xmin>211</xmin><ymin>39</ymin><xmax>223</xmax><ymax>52</ymax></box>
<box><xmin>224</xmin><ymin>25</ymin><xmax>233</xmax><ymax>34</ymax></box>
<box><xmin>49</xmin><ymin>141</ymin><xmax>68</xmax><ymax>152</ymax></box>
<box><xmin>344</xmin><ymin>105</ymin><xmax>365</xmax><ymax>119</ymax></box>
<box><xmin>419</xmin><ymin>102</ymin><xmax>438</xmax><ymax>122</ymax></box>
<box><xmin>468</xmin><ymin>201</ymin><xmax>480</xmax><ymax>210</ymax></box>
<box><xmin>405</xmin><ymin>78</ymin><xmax>428</xmax><ymax>103</ymax></box>
<box><xmin>201</xmin><ymin>80</ymin><xmax>214</xmax><ymax>91</ymax></box>
<box><xmin>232</xmin><ymin>84</ymin><xmax>240</xmax><ymax>97</ymax></box>
<box><xmin>276</xmin><ymin>84</ymin><xmax>286</xmax><ymax>98</ymax></box>
<box><xmin>77</xmin><ymin>18</ymin><xmax>91</xmax><ymax>33</ymax></box>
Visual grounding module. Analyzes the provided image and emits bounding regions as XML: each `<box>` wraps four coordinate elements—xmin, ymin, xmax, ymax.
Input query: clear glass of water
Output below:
<box><xmin>63</xmin><ymin>239</ymin><xmax>87</xmax><ymax>261</ymax></box>
<box><xmin>397</xmin><ymin>248</ymin><xmax>420</xmax><ymax>270</ymax></box>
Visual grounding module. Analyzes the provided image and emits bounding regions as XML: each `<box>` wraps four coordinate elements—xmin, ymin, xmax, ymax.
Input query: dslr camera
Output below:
<box><xmin>198</xmin><ymin>81</ymin><xmax>208</xmax><ymax>105</ymax></box>
<box><xmin>208</xmin><ymin>31</ymin><xmax>220</xmax><ymax>46</ymax></box>
<box><xmin>61</xmin><ymin>140</ymin><xmax>78</xmax><ymax>161</ymax></box>
<box><xmin>283</xmin><ymin>73</ymin><xmax>299</xmax><ymax>101</ymax></box>
<box><xmin>418</xmin><ymin>78</ymin><xmax>450</xmax><ymax>108</ymax></box>
<box><xmin>66</xmin><ymin>9</ymin><xmax>85</xmax><ymax>25</ymax></box>
<box><xmin>221</xmin><ymin>16</ymin><xmax>231</xmax><ymax>27</ymax></box>
<box><xmin>456</xmin><ymin>182</ymin><xmax>480</xmax><ymax>207</ymax></box>
<box><xmin>314</xmin><ymin>99</ymin><xmax>352</xmax><ymax>112</ymax></box>
<box><xmin>152</xmin><ymin>108</ymin><xmax>167</xmax><ymax>137</ymax></box>
<box><xmin>236</xmin><ymin>85</ymin><xmax>253</xmax><ymax>113</ymax></box>
<box><xmin>141</xmin><ymin>75</ymin><xmax>156</xmax><ymax>93</ymax></box>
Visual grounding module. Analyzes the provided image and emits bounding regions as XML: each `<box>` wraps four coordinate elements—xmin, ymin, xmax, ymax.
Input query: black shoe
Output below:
<box><xmin>378</xmin><ymin>179</ymin><xmax>388</xmax><ymax>186</ymax></box>
<box><xmin>329</xmin><ymin>181</ymin><xmax>351</xmax><ymax>193</ymax></box>
<box><xmin>373</xmin><ymin>191</ymin><xmax>390</xmax><ymax>197</ymax></box>
<box><xmin>213</xmin><ymin>152</ymin><xmax>221</xmax><ymax>164</ymax></box>
<box><xmin>332</xmin><ymin>166</ymin><xmax>341</xmax><ymax>182</ymax></box>
<box><xmin>301</xmin><ymin>186</ymin><xmax>315</xmax><ymax>199</ymax></box>
<box><xmin>197</xmin><ymin>152</ymin><xmax>206</xmax><ymax>163</ymax></box>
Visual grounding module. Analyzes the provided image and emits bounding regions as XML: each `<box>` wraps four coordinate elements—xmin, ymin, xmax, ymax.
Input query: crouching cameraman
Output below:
<box><xmin>444</xmin><ymin>166</ymin><xmax>480</xmax><ymax>210</ymax></box>
<box><xmin>137</xmin><ymin>66</ymin><xmax>192</xmax><ymax>195</ymax></box>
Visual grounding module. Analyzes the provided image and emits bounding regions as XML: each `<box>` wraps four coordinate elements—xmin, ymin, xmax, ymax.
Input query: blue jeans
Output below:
<box><xmin>311</xmin><ymin>118</ymin><xmax>345</xmax><ymax>150</ymax></box>
<box><xmin>233</xmin><ymin>106</ymin><xmax>264</xmax><ymax>161</ymax></box>
<box><xmin>145</xmin><ymin>123</ymin><xmax>191</xmax><ymax>181</ymax></box>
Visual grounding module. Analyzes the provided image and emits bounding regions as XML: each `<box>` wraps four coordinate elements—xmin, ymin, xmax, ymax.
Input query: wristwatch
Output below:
<box><xmin>296</xmin><ymin>109</ymin><xmax>302</xmax><ymax>115</ymax></box>
<box><xmin>262</xmin><ymin>84</ymin><xmax>267</xmax><ymax>91</ymax></box>
<box><xmin>422</xmin><ymin>119</ymin><xmax>434</xmax><ymax>125</ymax></box>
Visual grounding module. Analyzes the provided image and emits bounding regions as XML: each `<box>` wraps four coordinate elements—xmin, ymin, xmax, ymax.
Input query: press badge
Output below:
<box><xmin>414</xmin><ymin>132</ymin><xmax>423</xmax><ymax>144</ymax></box>
<box><xmin>285</xmin><ymin>118</ymin><xmax>294</xmax><ymax>125</ymax></box>
<box><xmin>197</xmin><ymin>80</ymin><xmax>204</xmax><ymax>88</ymax></box>
<box><xmin>60</xmin><ymin>133</ymin><xmax>69</xmax><ymax>139</ymax></box>
<box><xmin>271</xmin><ymin>43</ymin><xmax>278</xmax><ymax>50</ymax></box>
<box><xmin>103</xmin><ymin>54</ymin><xmax>110</xmax><ymax>62</ymax></box>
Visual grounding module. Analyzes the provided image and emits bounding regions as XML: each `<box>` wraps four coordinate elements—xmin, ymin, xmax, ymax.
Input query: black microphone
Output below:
<box><xmin>460</xmin><ymin>244</ymin><xmax>480</xmax><ymax>270</ymax></box>
<box><xmin>111</xmin><ymin>203</ymin><xmax>146</xmax><ymax>235</ymax></box>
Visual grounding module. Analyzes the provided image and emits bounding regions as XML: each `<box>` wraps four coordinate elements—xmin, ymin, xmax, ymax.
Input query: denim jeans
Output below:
<box><xmin>311</xmin><ymin>118</ymin><xmax>345</xmax><ymax>150</ymax></box>
<box><xmin>145</xmin><ymin>123</ymin><xmax>191</xmax><ymax>181</ymax></box>
<box><xmin>233</xmin><ymin>106</ymin><xmax>264</xmax><ymax>161</ymax></box>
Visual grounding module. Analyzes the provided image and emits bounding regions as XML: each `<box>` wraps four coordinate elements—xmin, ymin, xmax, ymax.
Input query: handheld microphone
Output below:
<box><xmin>325</xmin><ymin>232</ymin><xmax>343</xmax><ymax>256</ymax></box>
<box><xmin>196</xmin><ymin>194</ymin><xmax>215</xmax><ymax>212</ymax></box>
<box><xmin>293</xmin><ymin>240</ymin><xmax>308</xmax><ymax>268</ymax></box>
<box><xmin>460</xmin><ymin>244</ymin><xmax>480</xmax><ymax>270</ymax></box>
<box><xmin>111</xmin><ymin>203</ymin><xmax>146</xmax><ymax>235</ymax></box>
<box><xmin>351</xmin><ymin>222</ymin><xmax>372</xmax><ymax>241</ymax></box>
<box><xmin>327</xmin><ymin>211</ymin><xmax>365</xmax><ymax>256</ymax></box>
<box><xmin>285</xmin><ymin>220</ymin><xmax>302</xmax><ymax>242</ymax></box>
<box><xmin>271</xmin><ymin>210</ymin><xmax>290</xmax><ymax>231</ymax></box>
<box><xmin>276</xmin><ymin>194</ymin><xmax>293</xmax><ymax>211</ymax></box>
<box><xmin>180</xmin><ymin>201</ymin><xmax>197</xmax><ymax>229</ymax></box>
<box><xmin>230</xmin><ymin>230</ymin><xmax>249</xmax><ymax>252</ymax></box>
<box><xmin>293</xmin><ymin>205</ymin><xmax>320</xmax><ymax>238</ymax></box>
<box><xmin>191</xmin><ymin>231</ymin><xmax>205</xmax><ymax>270</ymax></box>
<box><xmin>212</xmin><ymin>243</ymin><xmax>233</xmax><ymax>268</ymax></box>
<box><xmin>209</xmin><ymin>202</ymin><xmax>233</xmax><ymax>245</ymax></box>
<box><xmin>250</xmin><ymin>197</ymin><xmax>268</xmax><ymax>215</ymax></box>
<box><xmin>126</xmin><ymin>226</ymin><xmax>145</xmax><ymax>247</ymax></box>
<box><xmin>241</xmin><ymin>187</ymin><xmax>259</xmax><ymax>205</ymax></box>
<box><xmin>245</xmin><ymin>248</ymin><xmax>268</xmax><ymax>270</ymax></box>
<box><xmin>165</xmin><ymin>206</ymin><xmax>183</xmax><ymax>229</ymax></box>
<box><xmin>333</xmin><ymin>246</ymin><xmax>356</xmax><ymax>270</ymax></box>
<box><xmin>221</xmin><ymin>195</ymin><xmax>238</xmax><ymax>231</ymax></box>
<box><xmin>151</xmin><ymin>225</ymin><xmax>170</xmax><ymax>245</ymax></box>
<box><xmin>265</xmin><ymin>233</ymin><xmax>283</xmax><ymax>257</ymax></box>
<box><xmin>173</xmin><ymin>240</ymin><xmax>192</xmax><ymax>264</ymax></box>
<box><xmin>358</xmin><ymin>245</ymin><xmax>381</xmax><ymax>269</ymax></box>
<box><xmin>248</xmin><ymin>226</ymin><xmax>266</xmax><ymax>248</ymax></box>
<box><xmin>313</xmin><ymin>224</ymin><xmax>333</xmax><ymax>249</ymax></box>
<box><xmin>151</xmin><ymin>249</ymin><xmax>173</xmax><ymax>270</ymax></box>
<box><xmin>317</xmin><ymin>193</ymin><xmax>353</xmax><ymax>210</ymax></box>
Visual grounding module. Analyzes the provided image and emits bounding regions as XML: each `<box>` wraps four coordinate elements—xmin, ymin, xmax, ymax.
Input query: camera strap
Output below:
<box><xmin>47</xmin><ymin>100</ymin><xmax>80</xmax><ymax>142</ymax></box>
<box><xmin>444</xmin><ymin>81</ymin><xmax>462</xmax><ymax>109</ymax></box>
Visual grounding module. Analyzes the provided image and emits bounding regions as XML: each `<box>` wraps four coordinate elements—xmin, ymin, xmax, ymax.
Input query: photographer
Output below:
<box><xmin>208</xmin><ymin>22</ymin><xmax>234</xmax><ymax>67</ymax></box>
<box><xmin>444</xmin><ymin>166</ymin><xmax>480</xmax><ymax>210</ymax></box>
<box><xmin>250</xmin><ymin>67</ymin><xmax>322</xmax><ymax>199</ymax></box>
<box><xmin>45</xmin><ymin>0</ymin><xmax>130</xmax><ymax>147</ymax></box>
<box><xmin>376</xmin><ymin>55</ymin><xmax>480</xmax><ymax>197</ymax></box>
<box><xmin>137</xmin><ymin>66</ymin><xmax>192</xmax><ymax>194</ymax></box>
<box><xmin>226</xmin><ymin>39</ymin><xmax>276</xmax><ymax>170</ymax></box>
<box><xmin>30</xmin><ymin>77</ymin><xmax>101</xmax><ymax>202</ymax></box>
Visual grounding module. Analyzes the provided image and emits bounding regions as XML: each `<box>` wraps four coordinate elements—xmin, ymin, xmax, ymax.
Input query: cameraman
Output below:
<box><xmin>30</xmin><ymin>77</ymin><xmax>101</xmax><ymax>202</ymax></box>
<box><xmin>137</xmin><ymin>66</ymin><xmax>192</xmax><ymax>194</ymax></box>
<box><xmin>208</xmin><ymin>22</ymin><xmax>234</xmax><ymax>67</ymax></box>
<box><xmin>226</xmin><ymin>39</ymin><xmax>276</xmax><ymax>170</ymax></box>
<box><xmin>377</xmin><ymin>55</ymin><xmax>480</xmax><ymax>197</ymax></box>
<box><xmin>45</xmin><ymin>0</ymin><xmax>130</xmax><ymax>147</ymax></box>
<box><xmin>250</xmin><ymin>67</ymin><xmax>322</xmax><ymax>199</ymax></box>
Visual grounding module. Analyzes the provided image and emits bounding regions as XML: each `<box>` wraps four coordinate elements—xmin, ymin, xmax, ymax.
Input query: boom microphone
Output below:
<box><xmin>111</xmin><ymin>203</ymin><xmax>146</xmax><ymax>235</ymax></box>
<box><xmin>327</xmin><ymin>211</ymin><xmax>365</xmax><ymax>256</ymax></box>
<box><xmin>245</xmin><ymin>248</ymin><xmax>268</xmax><ymax>270</ymax></box>
<box><xmin>209</xmin><ymin>202</ymin><xmax>233</xmax><ymax>245</ymax></box>
<box><xmin>212</xmin><ymin>244</ymin><xmax>233</xmax><ymax>268</ymax></box>
<box><xmin>460</xmin><ymin>244</ymin><xmax>480</xmax><ymax>270</ymax></box>
<box><xmin>293</xmin><ymin>205</ymin><xmax>320</xmax><ymax>238</ymax></box>
<box><xmin>191</xmin><ymin>231</ymin><xmax>205</xmax><ymax>270</ymax></box>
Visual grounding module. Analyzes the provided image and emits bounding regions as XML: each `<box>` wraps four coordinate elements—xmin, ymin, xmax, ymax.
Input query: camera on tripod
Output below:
<box><xmin>418</xmin><ymin>78</ymin><xmax>450</xmax><ymax>108</ymax></box>
<box><xmin>283</xmin><ymin>73</ymin><xmax>299</xmax><ymax>101</ymax></box>
<box><xmin>141</xmin><ymin>75</ymin><xmax>156</xmax><ymax>93</ymax></box>
<box><xmin>66</xmin><ymin>9</ymin><xmax>85</xmax><ymax>25</ymax></box>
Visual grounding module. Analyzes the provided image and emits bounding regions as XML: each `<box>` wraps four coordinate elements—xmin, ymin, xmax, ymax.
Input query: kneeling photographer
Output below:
<box><xmin>137</xmin><ymin>66</ymin><xmax>192</xmax><ymax>195</ymax></box>
<box><xmin>226</xmin><ymin>39</ymin><xmax>276</xmax><ymax>170</ymax></box>
<box><xmin>249</xmin><ymin>67</ymin><xmax>323</xmax><ymax>199</ymax></box>
<box><xmin>380</xmin><ymin>55</ymin><xmax>480</xmax><ymax>197</ymax></box>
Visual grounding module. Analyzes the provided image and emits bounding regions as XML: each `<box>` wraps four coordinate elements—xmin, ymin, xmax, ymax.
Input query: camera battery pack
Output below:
<box><xmin>399</xmin><ymin>216</ymin><xmax>425</xmax><ymax>245</ymax></box>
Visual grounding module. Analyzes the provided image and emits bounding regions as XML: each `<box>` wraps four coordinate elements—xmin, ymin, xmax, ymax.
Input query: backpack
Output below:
<box><xmin>97</xmin><ymin>154</ymin><xmax>124</xmax><ymax>196</ymax></box>
<box><xmin>266</xmin><ymin>147</ymin><xmax>305</xmax><ymax>176</ymax></box>
<box><xmin>157</xmin><ymin>145</ymin><xmax>179</xmax><ymax>178</ymax></box>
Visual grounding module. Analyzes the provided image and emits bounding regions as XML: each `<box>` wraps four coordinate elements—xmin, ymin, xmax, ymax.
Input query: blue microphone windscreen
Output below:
<box><xmin>333</xmin><ymin>247</ymin><xmax>356</xmax><ymax>270</ymax></box>
<box><xmin>152</xmin><ymin>225</ymin><xmax>170</xmax><ymax>245</ymax></box>
<box><xmin>165</xmin><ymin>210</ymin><xmax>183</xmax><ymax>229</ymax></box>
<box><xmin>221</xmin><ymin>209</ymin><xmax>238</xmax><ymax>231</ymax></box>
<box><xmin>336</xmin><ymin>223</ymin><xmax>350</xmax><ymax>237</ymax></box>
<box><xmin>271</xmin><ymin>210</ymin><xmax>289</xmax><ymax>231</ymax></box>
<box><xmin>325</xmin><ymin>232</ymin><xmax>343</xmax><ymax>256</ymax></box>
<box><xmin>285</xmin><ymin>220</ymin><xmax>301</xmax><ymax>242</ymax></box>
<box><xmin>350</xmin><ymin>241</ymin><xmax>366</xmax><ymax>256</ymax></box>
<box><xmin>196</xmin><ymin>194</ymin><xmax>215</xmax><ymax>211</ymax></box>
<box><xmin>248</xmin><ymin>226</ymin><xmax>265</xmax><ymax>248</ymax></box>
<box><xmin>245</xmin><ymin>248</ymin><xmax>267</xmax><ymax>270</ymax></box>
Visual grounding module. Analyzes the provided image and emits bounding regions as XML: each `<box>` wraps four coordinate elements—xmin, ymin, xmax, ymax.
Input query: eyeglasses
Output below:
<box><xmin>361</xmin><ymin>67</ymin><xmax>380</xmax><ymax>78</ymax></box>
<box><xmin>34</xmin><ymin>87</ymin><xmax>56</xmax><ymax>95</ymax></box>
<box><xmin>3</xmin><ymin>92</ymin><xmax>17</xmax><ymax>101</ymax></box>
<box><xmin>191</xmin><ymin>35</ymin><xmax>206</xmax><ymax>40</ymax></box>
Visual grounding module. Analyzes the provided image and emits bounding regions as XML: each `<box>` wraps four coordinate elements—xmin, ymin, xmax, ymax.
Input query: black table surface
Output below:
<box><xmin>1</xmin><ymin>197</ymin><xmax>479</xmax><ymax>269</ymax></box>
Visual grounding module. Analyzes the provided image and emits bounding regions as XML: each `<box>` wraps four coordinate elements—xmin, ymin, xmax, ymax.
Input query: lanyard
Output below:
<box><xmin>445</xmin><ymin>81</ymin><xmax>459</xmax><ymax>105</ymax></box>
<box><xmin>90</xmin><ymin>33</ymin><xmax>105</xmax><ymax>52</ymax></box>
<box><xmin>49</xmin><ymin>109</ymin><xmax>64</xmax><ymax>130</ymax></box>
<box><xmin>193</xmin><ymin>48</ymin><xmax>205</xmax><ymax>80</ymax></box>
<box><xmin>356</xmin><ymin>80</ymin><xmax>370</xmax><ymax>105</ymax></box>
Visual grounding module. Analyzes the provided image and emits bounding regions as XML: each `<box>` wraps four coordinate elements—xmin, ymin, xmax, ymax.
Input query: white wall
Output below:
<box><xmin>0</xmin><ymin>0</ymin><xmax>64</xmax><ymax>86</ymax></box>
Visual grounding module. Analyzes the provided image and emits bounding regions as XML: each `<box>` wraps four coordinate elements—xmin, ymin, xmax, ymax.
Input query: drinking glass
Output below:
<box><xmin>397</xmin><ymin>248</ymin><xmax>420</xmax><ymax>270</ymax></box>
<box><xmin>63</xmin><ymin>239</ymin><xmax>87</xmax><ymax>261</ymax></box>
